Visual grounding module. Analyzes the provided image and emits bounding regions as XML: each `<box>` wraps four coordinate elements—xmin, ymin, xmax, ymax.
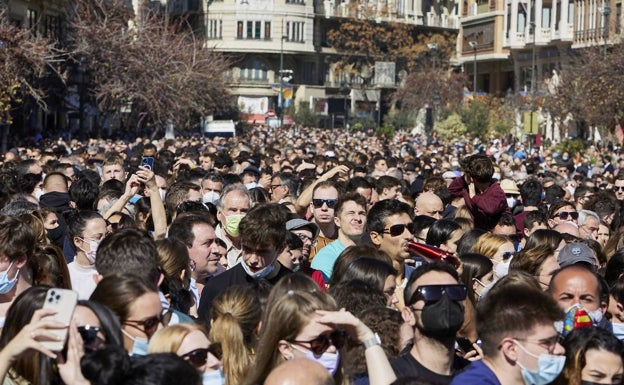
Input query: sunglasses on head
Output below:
<box><xmin>181</xmin><ymin>343</ymin><xmax>223</xmax><ymax>368</ymax></box>
<box><xmin>78</xmin><ymin>325</ymin><xmax>105</xmax><ymax>352</ymax></box>
<box><xmin>291</xmin><ymin>330</ymin><xmax>346</xmax><ymax>356</ymax></box>
<box><xmin>383</xmin><ymin>223</ymin><xmax>414</xmax><ymax>237</ymax></box>
<box><xmin>408</xmin><ymin>284</ymin><xmax>467</xmax><ymax>306</ymax></box>
<box><xmin>555</xmin><ymin>211</ymin><xmax>578</xmax><ymax>220</ymax></box>
<box><xmin>312</xmin><ymin>199</ymin><xmax>337</xmax><ymax>209</ymax></box>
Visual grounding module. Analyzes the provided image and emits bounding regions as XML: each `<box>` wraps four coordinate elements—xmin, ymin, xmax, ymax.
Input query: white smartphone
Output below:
<box><xmin>41</xmin><ymin>288</ymin><xmax>78</xmax><ymax>351</ymax></box>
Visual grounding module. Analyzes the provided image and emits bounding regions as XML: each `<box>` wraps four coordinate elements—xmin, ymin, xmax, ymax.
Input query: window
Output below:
<box><xmin>286</xmin><ymin>0</ymin><xmax>305</xmax><ymax>3</ymax></box>
<box><xmin>44</xmin><ymin>15</ymin><xmax>61</xmax><ymax>39</ymax></box>
<box><xmin>241</xmin><ymin>59</ymin><xmax>268</xmax><ymax>81</ymax></box>
<box><xmin>27</xmin><ymin>9</ymin><xmax>38</xmax><ymax>34</ymax></box>
<box><xmin>286</xmin><ymin>21</ymin><xmax>304</xmax><ymax>42</ymax></box>
<box><xmin>207</xmin><ymin>19</ymin><xmax>222</xmax><ymax>39</ymax></box>
<box><xmin>238</xmin><ymin>20</ymin><xmax>271</xmax><ymax>39</ymax></box>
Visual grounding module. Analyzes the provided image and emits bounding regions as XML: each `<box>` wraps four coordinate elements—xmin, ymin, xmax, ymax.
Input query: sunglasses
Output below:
<box><xmin>312</xmin><ymin>199</ymin><xmax>337</xmax><ymax>209</ymax></box>
<box><xmin>105</xmin><ymin>220</ymin><xmax>119</xmax><ymax>231</ymax></box>
<box><xmin>502</xmin><ymin>251</ymin><xmax>517</xmax><ymax>260</ymax></box>
<box><xmin>382</xmin><ymin>223</ymin><xmax>414</xmax><ymax>237</ymax></box>
<box><xmin>181</xmin><ymin>343</ymin><xmax>223</xmax><ymax>368</ymax></box>
<box><xmin>613</xmin><ymin>186</ymin><xmax>624</xmax><ymax>192</ymax></box>
<box><xmin>554</xmin><ymin>211</ymin><xmax>578</xmax><ymax>220</ymax></box>
<box><xmin>291</xmin><ymin>330</ymin><xmax>346</xmax><ymax>356</ymax></box>
<box><xmin>124</xmin><ymin>314</ymin><xmax>162</xmax><ymax>336</ymax></box>
<box><xmin>408</xmin><ymin>284</ymin><xmax>467</xmax><ymax>305</ymax></box>
<box><xmin>78</xmin><ymin>325</ymin><xmax>105</xmax><ymax>352</ymax></box>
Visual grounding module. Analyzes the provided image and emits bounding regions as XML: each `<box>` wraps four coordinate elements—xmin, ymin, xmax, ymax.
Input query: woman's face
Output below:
<box><xmin>581</xmin><ymin>348</ymin><xmax>624</xmax><ymax>384</ymax></box>
<box><xmin>72</xmin><ymin>305</ymin><xmax>106</xmax><ymax>351</ymax></box>
<box><xmin>597</xmin><ymin>224</ymin><xmax>610</xmax><ymax>248</ymax></box>
<box><xmin>441</xmin><ymin>229</ymin><xmax>464</xmax><ymax>254</ymax></box>
<box><xmin>283</xmin><ymin>314</ymin><xmax>336</xmax><ymax>360</ymax></box>
<box><xmin>176</xmin><ymin>330</ymin><xmax>221</xmax><ymax>373</ymax></box>
<box><xmin>536</xmin><ymin>254</ymin><xmax>559</xmax><ymax>290</ymax></box>
<box><xmin>491</xmin><ymin>241</ymin><xmax>516</xmax><ymax>263</ymax></box>
<box><xmin>383</xmin><ymin>274</ymin><xmax>398</xmax><ymax>308</ymax></box>
<box><xmin>44</xmin><ymin>212</ymin><xmax>59</xmax><ymax>230</ymax></box>
<box><xmin>122</xmin><ymin>292</ymin><xmax>162</xmax><ymax>352</ymax></box>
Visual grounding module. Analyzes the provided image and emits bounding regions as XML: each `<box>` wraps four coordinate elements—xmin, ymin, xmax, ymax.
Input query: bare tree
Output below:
<box><xmin>68</xmin><ymin>0</ymin><xmax>233</xmax><ymax>135</ymax></box>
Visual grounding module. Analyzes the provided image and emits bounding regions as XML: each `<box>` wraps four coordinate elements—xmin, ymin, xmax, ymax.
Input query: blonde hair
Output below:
<box><xmin>473</xmin><ymin>233</ymin><xmax>510</xmax><ymax>259</ymax></box>
<box><xmin>210</xmin><ymin>285</ymin><xmax>263</xmax><ymax>385</ymax></box>
<box><xmin>148</xmin><ymin>323</ymin><xmax>207</xmax><ymax>354</ymax></box>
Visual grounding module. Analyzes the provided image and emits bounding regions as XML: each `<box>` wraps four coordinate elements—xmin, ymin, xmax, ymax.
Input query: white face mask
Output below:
<box><xmin>506</xmin><ymin>197</ymin><xmax>517</xmax><ymax>208</ymax></box>
<box><xmin>78</xmin><ymin>240</ymin><xmax>99</xmax><ymax>264</ymax></box>
<box><xmin>203</xmin><ymin>191</ymin><xmax>220</xmax><ymax>205</ymax></box>
<box><xmin>34</xmin><ymin>188</ymin><xmax>44</xmax><ymax>200</ymax></box>
<box><xmin>494</xmin><ymin>258</ymin><xmax>511</xmax><ymax>280</ymax></box>
<box><xmin>241</xmin><ymin>259</ymin><xmax>274</xmax><ymax>279</ymax></box>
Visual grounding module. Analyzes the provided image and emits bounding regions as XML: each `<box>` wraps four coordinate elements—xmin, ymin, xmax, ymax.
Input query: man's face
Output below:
<box><xmin>202</xmin><ymin>179</ymin><xmax>223</xmax><ymax>196</ymax></box>
<box><xmin>549</xmin><ymin>205</ymin><xmax>578</xmax><ymax>228</ymax></box>
<box><xmin>512</xmin><ymin>323</ymin><xmax>565</xmax><ymax>372</ymax></box>
<box><xmin>187</xmin><ymin>223</ymin><xmax>220</xmax><ymax>278</ymax></box>
<box><xmin>550</xmin><ymin>267</ymin><xmax>601</xmax><ymax>312</ymax></box>
<box><xmin>217</xmin><ymin>191</ymin><xmax>251</xmax><ymax>220</ymax></box>
<box><xmin>335</xmin><ymin>201</ymin><xmax>367</xmax><ymax>239</ymax></box>
<box><xmin>242</xmin><ymin>243</ymin><xmax>281</xmax><ymax>273</ymax></box>
<box><xmin>579</xmin><ymin>216</ymin><xmax>600</xmax><ymax>240</ymax></box>
<box><xmin>374</xmin><ymin>159</ymin><xmax>388</xmax><ymax>172</ymax></box>
<box><xmin>200</xmin><ymin>156</ymin><xmax>214</xmax><ymax>171</ymax></box>
<box><xmin>102</xmin><ymin>164</ymin><xmax>125</xmax><ymax>182</ymax></box>
<box><xmin>355</xmin><ymin>187</ymin><xmax>374</xmax><ymax>208</ymax></box>
<box><xmin>311</xmin><ymin>187</ymin><xmax>339</xmax><ymax>225</ymax></box>
<box><xmin>404</xmin><ymin>270</ymin><xmax>462</xmax><ymax>331</ymax></box>
<box><xmin>292</xmin><ymin>229</ymin><xmax>314</xmax><ymax>258</ymax></box>
<box><xmin>493</xmin><ymin>224</ymin><xmax>517</xmax><ymax>238</ymax></box>
<box><xmin>415</xmin><ymin>193</ymin><xmax>444</xmax><ymax>220</ymax></box>
<box><xmin>371</xmin><ymin>213</ymin><xmax>414</xmax><ymax>262</ymax></box>
<box><xmin>380</xmin><ymin>185</ymin><xmax>402</xmax><ymax>200</ymax></box>
<box><xmin>270</xmin><ymin>177</ymin><xmax>288</xmax><ymax>202</ymax></box>
<box><xmin>614</xmin><ymin>180</ymin><xmax>624</xmax><ymax>201</ymax></box>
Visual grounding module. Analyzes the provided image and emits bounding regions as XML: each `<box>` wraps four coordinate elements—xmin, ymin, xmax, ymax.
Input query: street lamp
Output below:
<box><xmin>340</xmin><ymin>81</ymin><xmax>351</xmax><ymax>130</ymax></box>
<box><xmin>468</xmin><ymin>41</ymin><xmax>477</xmax><ymax>92</ymax></box>
<box><xmin>600</xmin><ymin>5</ymin><xmax>611</xmax><ymax>57</ymax></box>
<box><xmin>427</xmin><ymin>43</ymin><xmax>438</xmax><ymax>70</ymax></box>
<box><xmin>278</xmin><ymin>34</ymin><xmax>287</xmax><ymax>127</ymax></box>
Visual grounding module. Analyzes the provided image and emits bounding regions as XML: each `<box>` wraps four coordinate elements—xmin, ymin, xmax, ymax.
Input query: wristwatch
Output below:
<box><xmin>362</xmin><ymin>333</ymin><xmax>382</xmax><ymax>349</ymax></box>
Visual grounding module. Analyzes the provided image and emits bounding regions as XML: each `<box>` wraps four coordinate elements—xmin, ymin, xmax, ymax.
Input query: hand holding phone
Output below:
<box><xmin>457</xmin><ymin>337</ymin><xmax>476</xmax><ymax>354</ymax></box>
<box><xmin>41</xmin><ymin>288</ymin><xmax>78</xmax><ymax>351</ymax></box>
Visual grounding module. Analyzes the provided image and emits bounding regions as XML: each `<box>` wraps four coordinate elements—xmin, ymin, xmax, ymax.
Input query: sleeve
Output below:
<box><xmin>471</xmin><ymin>183</ymin><xmax>509</xmax><ymax>216</ymax></box>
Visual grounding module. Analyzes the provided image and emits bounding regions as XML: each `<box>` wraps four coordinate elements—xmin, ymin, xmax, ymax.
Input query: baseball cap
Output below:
<box><xmin>557</xmin><ymin>242</ymin><xmax>597</xmax><ymax>268</ymax></box>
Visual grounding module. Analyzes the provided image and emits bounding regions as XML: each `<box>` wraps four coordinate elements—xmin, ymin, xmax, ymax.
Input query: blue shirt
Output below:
<box><xmin>449</xmin><ymin>360</ymin><xmax>501</xmax><ymax>385</ymax></box>
<box><xmin>310</xmin><ymin>239</ymin><xmax>347</xmax><ymax>281</ymax></box>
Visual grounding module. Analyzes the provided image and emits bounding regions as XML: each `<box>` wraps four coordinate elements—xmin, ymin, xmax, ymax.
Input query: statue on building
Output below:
<box><xmin>547</xmin><ymin>69</ymin><xmax>560</xmax><ymax>95</ymax></box>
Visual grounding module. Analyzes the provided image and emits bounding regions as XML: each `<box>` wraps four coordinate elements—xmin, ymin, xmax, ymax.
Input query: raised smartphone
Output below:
<box><xmin>41</xmin><ymin>288</ymin><xmax>78</xmax><ymax>351</ymax></box>
<box><xmin>140</xmin><ymin>156</ymin><xmax>154</xmax><ymax>170</ymax></box>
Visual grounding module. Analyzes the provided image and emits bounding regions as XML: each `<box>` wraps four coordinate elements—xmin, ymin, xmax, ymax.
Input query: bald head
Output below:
<box><xmin>553</xmin><ymin>221</ymin><xmax>580</xmax><ymax>237</ymax></box>
<box><xmin>42</xmin><ymin>172</ymin><xmax>69</xmax><ymax>193</ymax></box>
<box><xmin>265</xmin><ymin>359</ymin><xmax>335</xmax><ymax>385</ymax></box>
<box><xmin>414</xmin><ymin>191</ymin><xmax>444</xmax><ymax>220</ymax></box>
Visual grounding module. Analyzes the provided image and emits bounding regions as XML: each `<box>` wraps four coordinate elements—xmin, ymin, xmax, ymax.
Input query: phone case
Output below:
<box><xmin>140</xmin><ymin>156</ymin><xmax>154</xmax><ymax>170</ymax></box>
<box><xmin>41</xmin><ymin>288</ymin><xmax>78</xmax><ymax>351</ymax></box>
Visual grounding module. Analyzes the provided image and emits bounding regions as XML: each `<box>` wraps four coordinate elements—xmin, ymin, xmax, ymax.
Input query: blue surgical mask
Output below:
<box><xmin>612</xmin><ymin>322</ymin><xmax>624</xmax><ymax>341</ymax></box>
<box><xmin>0</xmin><ymin>262</ymin><xmax>19</xmax><ymax>295</ymax></box>
<box><xmin>241</xmin><ymin>260</ymin><xmax>274</xmax><ymax>279</ymax></box>
<box><xmin>202</xmin><ymin>368</ymin><xmax>225</xmax><ymax>385</ymax></box>
<box><xmin>122</xmin><ymin>329</ymin><xmax>149</xmax><ymax>356</ymax></box>
<box><xmin>291</xmin><ymin>344</ymin><xmax>340</xmax><ymax>376</ymax></box>
<box><xmin>514</xmin><ymin>340</ymin><xmax>566</xmax><ymax>385</ymax></box>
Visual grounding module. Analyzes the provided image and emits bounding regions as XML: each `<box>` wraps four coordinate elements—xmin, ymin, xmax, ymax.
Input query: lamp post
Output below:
<box><xmin>427</xmin><ymin>43</ymin><xmax>438</xmax><ymax>70</ymax></box>
<box><xmin>600</xmin><ymin>5</ymin><xmax>611</xmax><ymax>57</ymax></box>
<box><xmin>468</xmin><ymin>41</ymin><xmax>477</xmax><ymax>92</ymax></box>
<box><xmin>340</xmin><ymin>81</ymin><xmax>351</xmax><ymax>130</ymax></box>
<box><xmin>278</xmin><ymin>35</ymin><xmax>286</xmax><ymax>128</ymax></box>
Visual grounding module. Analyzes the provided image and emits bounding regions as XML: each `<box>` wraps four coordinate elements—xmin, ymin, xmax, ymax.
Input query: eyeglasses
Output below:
<box><xmin>78</xmin><ymin>325</ymin><xmax>105</xmax><ymax>352</ymax></box>
<box><xmin>291</xmin><ymin>330</ymin><xmax>346</xmax><ymax>356</ymax></box>
<box><xmin>382</xmin><ymin>223</ymin><xmax>414</xmax><ymax>237</ymax></box>
<box><xmin>124</xmin><ymin>314</ymin><xmax>162</xmax><ymax>336</ymax></box>
<box><xmin>312</xmin><ymin>199</ymin><xmax>337</xmax><ymax>209</ymax></box>
<box><xmin>502</xmin><ymin>251</ymin><xmax>517</xmax><ymax>260</ymax></box>
<box><xmin>407</xmin><ymin>284</ymin><xmax>467</xmax><ymax>305</ymax></box>
<box><xmin>554</xmin><ymin>211</ymin><xmax>579</xmax><ymax>220</ymax></box>
<box><xmin>613</xmin><ymin>186</ymin><xmax>624</xmax><ymax>192</ymax></box>
<box><xmin>295</xmin><ymin>233</ymin><xmax>314</xmax><ymax>243</ymax></box>
<box><xmin>514</xmin><ymin>334</ymin><xmax>563</xmax><ymax>354</ymax></box>
<box><xmin>181</xmin><ymin>343</ymin><xmax>223</xmax><ymax>368</ymax></box>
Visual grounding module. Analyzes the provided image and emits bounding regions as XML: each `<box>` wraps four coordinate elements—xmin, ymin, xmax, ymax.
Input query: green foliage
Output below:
<box><xmin>383</xmin><ymin>109</ymin><xmax>416</xmax><ymax>131</ymax></box>
<box><xmin>294</xmin><ymin>101</ymin><xmax>318</xmax><ymax>128</ymax></box>
<box><xmin>555</xmin><ymin>139</ymin><xmax>585</xmax><ymax>155</ymax></box>
<box><xmin>351</xmin><ymin>122</ymin><xmax>364</xmax><ymax>131</ymax></box>
<box><xmin>436</xmin><ymin>113</ymin><xmax>466</xmax><ymax>140</ymax></box>
<box><xmin>376</xmin><ymin>123</ymin><xmax>396</xmax><ymax>138</ymax></box>
<box><xmin>460</xmin><ymin>99</ymin><xmax>490</xmax><ymax>138</ymax></box>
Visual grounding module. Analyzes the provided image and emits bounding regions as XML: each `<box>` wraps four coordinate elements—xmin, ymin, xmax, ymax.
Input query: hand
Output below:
<box><xmin>462</xmin><ymin>343</ymin><xmax>483</xmax><ymax>362</ymax></box>
<box><xmin>321</xmin><ymin>165</ymin><xmax>350</xmax><ymax>182</ymax></box>
<box><xmin>1</xmin><ymin>309</ymin><xmax>67</xmax><ymax>362</ymax></box>
<box><xmin>58</xmin><ymin>321</ymin><xmax>90</xmax><ymax>385</ymax></box>
<box><xmin>315</xmin><ymin>309</ymin><xmax>374</xmax><ymax>343</ymax></box>
<box><xmin>123</xmin><ymin>174</ymin><xmax>141</xmax><ymax>198</ymax></box>
<box><xmin>136</xmin><ymin>166</ymin><xmax>156</xmax><ymax>189</ymax></box>
<box><xmin>259</xmin><ymin>174</ymin><xmax>272</xmax><ymax>190</ymax></box>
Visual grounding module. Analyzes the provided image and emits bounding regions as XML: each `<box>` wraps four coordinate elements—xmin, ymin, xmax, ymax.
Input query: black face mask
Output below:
<box><xmin>419</xmin><ymin>293</ymin><xmax>464</xmax><ymax>338</ymax></box>
<box><xmin>46</xmin><ymin>225</ymin><xmax>65</xmax><ymax>244</ymax></box>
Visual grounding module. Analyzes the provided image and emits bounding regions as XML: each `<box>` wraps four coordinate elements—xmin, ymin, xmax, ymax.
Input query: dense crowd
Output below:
<box><xmin>0</xmin><ymin>125</ymin><xmax>623</xmax><ymax>385</ymax></box>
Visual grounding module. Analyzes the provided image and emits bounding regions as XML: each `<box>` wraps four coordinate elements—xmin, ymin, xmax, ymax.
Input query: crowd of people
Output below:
<box><xmin>0</xmin><ymin>125</ymin><xmax>623</xmax><ymax>385</ymax></box>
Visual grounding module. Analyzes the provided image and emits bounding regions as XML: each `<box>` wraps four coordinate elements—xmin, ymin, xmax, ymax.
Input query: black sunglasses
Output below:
<box><xmin>613</xmin><ymin>186</ymin><xmax>624</xmax><ymax>192</ymax></box>
<box><xmin>78</xmin><ymin>325</ymin><xmax>105</xmax><ymax>352</ymax></box>
<box><xmin>555</xmin><ymin>211</ymin><xmax>579</xmax><ymax>220</ymax></box>
<box><xmin>124</xmin><ymin>314</ymin><xmax>162</xmax><ymax>336</ymax></box>
<box><xmin>312</xmin><ymin>199</ymin><xmax>337</xmax><ymax>209</ymax></box>
<box><xmin>408</xmin><ymin>284</ymin><xmax>467</xmax><ymax>305</ymax></box>
<box><xmin>291</xmin><ymin>330</ymin><xmax>346</xmax><ymax>356</ymax></box>
<box><xmin>181</xmin><ymin>343</ymin><xmax>223</xmax><ymax>368</ymax></box>
<box><xmin>382</xmin><ymin>223</ymin><xmax>414</xmax><ymax>237</ymax></box>
<box><xmin>105</xmin><ymin>219</ymin><xmax>119</xmax><ymax>231</ymax></box>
